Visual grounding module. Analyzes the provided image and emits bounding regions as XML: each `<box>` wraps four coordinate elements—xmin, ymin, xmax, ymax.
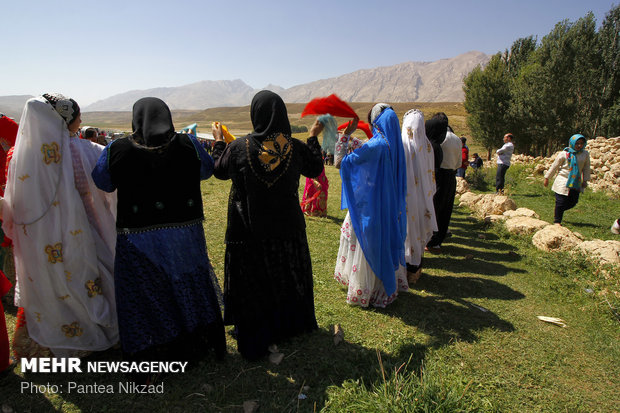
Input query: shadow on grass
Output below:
<box><xmin>0</xmin><ymin>327</ymin><xmax>429</xmax><ymax>413</ymax></box>
<box><xmin>514</xmin><ymin>193</ymin><xmax>545</xmax><ymax>198</ymax></box>
<box><xmin>412</xmin><ymin>275</ymin><xmax>525</xmax><ymax>301</ymax></box>
<box><xmin>174</xmin><ymin>328</ymin><xmax>428</xmax><ymax>412</ymax></box>
<box><xmin>564</xmin><ymin>221</ymin><xmax>598</xmax><ymax>228</ymax></box>
<box><xmin>423</xmin><ymin>250</ymin><xmax>525</xmax><ymax>277</ymax></box>
<box><xmin>384</xmin><ymin>290</ymin><xmax>515</xmax><ymax>347</ymax></box>
<box><xmin>322</xmin><ymin>215</ymin><xmax>347</xmax><ymax>225</ymax></box>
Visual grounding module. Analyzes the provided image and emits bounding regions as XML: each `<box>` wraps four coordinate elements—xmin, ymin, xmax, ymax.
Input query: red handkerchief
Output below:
<box><xmin>301</xmin><ymin>94</ymin><xmax>357</xmax><ymax>118</ymax></box>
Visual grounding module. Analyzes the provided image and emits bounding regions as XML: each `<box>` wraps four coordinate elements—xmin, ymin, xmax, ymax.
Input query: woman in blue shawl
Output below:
<box><xmin>543</xmin><ymin>134</ymin><xmax>591</xmax><ymax>225</ymax></box>
<box><xmin>334</xmin><ymin>104</ymin><xmax>408</xmax><ymax>307</ymax></box>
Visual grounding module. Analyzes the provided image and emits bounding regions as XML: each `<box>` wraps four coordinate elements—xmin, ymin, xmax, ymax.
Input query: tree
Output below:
<box><xmin>463</xmin><ymin>54</ymin><xmax>510</xmax><ymax>160</ymax></box>
<box><xmin>598</xmin><ymin>4</ymin><xmax>620</xmax><ymax>137</ymax></box>
<box><xmin>464</xmin><ymin>5</ymin><xmax>619</xmax><ymax>156</ymax></box>
<box><xmin>502</xmin><ymin>36</ymin><xmax>537</xmax><ymax>78</ymax></box>
<box><xmin>510</xmin><ymin>14</ymin><xmax>602</xmax><ymax>154</ymax></box>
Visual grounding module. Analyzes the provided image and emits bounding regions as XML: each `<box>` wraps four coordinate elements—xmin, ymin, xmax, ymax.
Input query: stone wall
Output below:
<box><xmin>487</xmin><ymin>136</ymin><xmax>620</xmax><ymax>197</ymax></box>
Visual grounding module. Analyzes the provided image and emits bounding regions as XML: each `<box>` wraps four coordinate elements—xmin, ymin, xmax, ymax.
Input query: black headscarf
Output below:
<box><xmin>425</xmin><ymin>117</ymin><xmax>448</xmax><ymax>171</ymax></box>
<box><xmin>131</xmin><ymin>97</ymin><xmax>176</xmax><ymax>147</ymax></box>
<box><xmin>248</xmin><ymin>90</ymin><xmax>291</xmax><ymax>142</ymax></box>
<box><xmin>425</xmin><ymin>117</ymin><xmax>448</xmax><ymax>145</ymax></box>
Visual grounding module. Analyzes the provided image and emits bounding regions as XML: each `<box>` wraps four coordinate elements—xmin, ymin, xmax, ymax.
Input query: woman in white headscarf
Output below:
<box><xmin>2</xmin><ymin>93</ymin><xmax>118</xmax><ymax>357</ymax></box>
<box><xmin>401</xmin><ymin>109</ymin><xmax>437</xmax><ymax>282</ymax></box>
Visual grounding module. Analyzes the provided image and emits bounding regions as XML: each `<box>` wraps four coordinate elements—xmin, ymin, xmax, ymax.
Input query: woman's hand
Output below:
<box><xmin>310</xmin><ymin>119</ymin><xmax>324</xmax><ymax>137</ymax></box>
<box><xmin>212</xmin><ymin>122</ymin><xmax>224</xmax><ymax>142</ymax></box>
<box><xmin>343</xmin><ymin>117</ymin><xmax>359</xmax><ymax>135</ymax></box>
<box><xmin>543</xmin><ymin>178</ymin><xmax>549</xmax><ymax>187</ymax></box>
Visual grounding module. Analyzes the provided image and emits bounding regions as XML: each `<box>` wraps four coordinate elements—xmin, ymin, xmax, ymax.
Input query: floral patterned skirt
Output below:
<box><xmin>334</xmin><ymin>213</ymin><xmax>408</xmax><ymax>308</ymax></box>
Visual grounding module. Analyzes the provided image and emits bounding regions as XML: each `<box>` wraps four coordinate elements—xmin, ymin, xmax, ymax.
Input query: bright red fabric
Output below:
<box><xmin>337</xmin><ymin>121</ymin><xmax>373</xmax><ymax>139</ymax></box>
<box><xmin>0</xmin><ymin>270</ymin><xmax>10</xmax><ymax>371</ymax></box>
<box><xmin>0</xmin><ymin>117</ymin><xmax>18</xmax><ymax>196</ymax></box>
<box><xmin>0</xmin><ymin>116</ymin><xmax>18</xmax><ymax>148</ymax></box>
<box><xmin>301</xmin><ymin>94</ymin><xmax>358</xmax><ymax>118</ymax></box>
<box><xmin>300</xmin><ymin>169</ymin><xmax>329</xmax><ymax>217</ymax></box>
<box><xmin>461</xmin><ymin>146</ymin><xmax>469</xmax><ymax>169</ymax></box>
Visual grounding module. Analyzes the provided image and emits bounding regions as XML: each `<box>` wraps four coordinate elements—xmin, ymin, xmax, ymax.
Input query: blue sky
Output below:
<box><xmin>1</xmin><ymin>0</ymin><xmax>616</xmax><ymax>105</ymax></box>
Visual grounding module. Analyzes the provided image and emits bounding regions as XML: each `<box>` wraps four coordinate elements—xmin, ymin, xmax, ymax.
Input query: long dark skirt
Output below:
<box><xmin>223</xmin><ymin>233</ymin><xmax>318</xmax><ymax>361</ymax></box>
<box><xmin>114</xmin><ymin>222</ymin><xmax>226</xmax><ymax>359</ymax></box>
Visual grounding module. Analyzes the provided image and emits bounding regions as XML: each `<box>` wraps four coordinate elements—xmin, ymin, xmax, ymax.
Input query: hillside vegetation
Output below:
<box><xmin>83</xmin><ymin>101</ymin><xmax>470</xmax><ymax>140</ymax></box>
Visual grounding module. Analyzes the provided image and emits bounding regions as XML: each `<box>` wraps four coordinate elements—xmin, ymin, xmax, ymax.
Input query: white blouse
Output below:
<box><xmin>544</xmin><ymin>150</ymin><xmax>591</xmax><ymax>196</ymax></box>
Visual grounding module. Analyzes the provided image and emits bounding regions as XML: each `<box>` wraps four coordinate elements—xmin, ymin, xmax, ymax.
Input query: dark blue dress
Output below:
<box><xmin>92</xmin><ymin>134</ymin><xmax>225</xmax><ymax>357</ymax></box>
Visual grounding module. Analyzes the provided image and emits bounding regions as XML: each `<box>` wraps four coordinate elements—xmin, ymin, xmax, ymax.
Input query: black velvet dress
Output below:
<box><xmin>212</xmin><ymin>91</ymin><xmax>324</xmax><ymax>360</ymax></box>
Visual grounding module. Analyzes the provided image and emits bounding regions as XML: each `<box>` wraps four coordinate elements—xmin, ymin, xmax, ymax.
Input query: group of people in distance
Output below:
<box><xmin>0</xmin><ymin>89</ymin><xmax>595</xmax><ymax>378</ymax></box>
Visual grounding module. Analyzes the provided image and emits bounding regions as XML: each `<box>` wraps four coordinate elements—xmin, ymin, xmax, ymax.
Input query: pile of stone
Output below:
<box><xmin>534</xmin><ymin>137</ymin><xmax>620</xmax><ymax>196</ymax></box>
<box><xmin>487</xmin><ymin>136</ymin><xmax>620</xmax><ymax>197</ymax></box>
<box><xmin>457</xmin><ymin>191</ymin><xmax>620</xmax><ymax>268</ymax></box>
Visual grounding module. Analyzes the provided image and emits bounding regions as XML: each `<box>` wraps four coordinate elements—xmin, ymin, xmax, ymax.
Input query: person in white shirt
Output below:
<box><xmin>495</xmin><ymin>133</ymin><xmax>514</xmax><ymax>194</ymax></box>
<box><xmin>543</xmin><ymin>134</ymin><xmax>590</xmax><ymax>225</ymax></box>
<box><xmin>426</xmin><ymin>112</ymin><xmax>461</xmax><ymax>253</ymax></box>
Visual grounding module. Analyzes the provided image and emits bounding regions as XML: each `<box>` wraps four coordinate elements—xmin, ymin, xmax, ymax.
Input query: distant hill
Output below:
<box><xmin>85</xmin><ymin>79</ymin><xmax>257</xmax><ymax>112</ymax></box>
<box><xmin>0</xmin><ymin>95</ymin><xmax>33</xmax><ymax>119</ymax></box>
<box><xmin>82</xmin><ymin>51</ymin><xmax>490</xmax><ymax>111</ymax></box>
<box><xmin>280</xmin><ymin>51</ymin><xmax>490</xmax><ymax>103</ymax></box>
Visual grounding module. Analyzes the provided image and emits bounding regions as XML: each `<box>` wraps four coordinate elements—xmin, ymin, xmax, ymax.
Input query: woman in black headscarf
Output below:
<box><xmin>92</xmin><ymin>97</ymin><xmax>226</xmax><ymax>369</ymax></box>
<box><xmin>212</xmin><ymin>90</ymin><xmax>324</xmax><ymax>360</ymax></box>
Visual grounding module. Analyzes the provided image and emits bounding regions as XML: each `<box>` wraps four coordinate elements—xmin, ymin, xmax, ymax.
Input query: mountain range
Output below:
<box><xmin>0</xmin><ymin>51</ymin><xmax>490</xmax><ymax>115</ymax></box>
<box><xmin>85</xmin><ymin>51</ymin><xmax>489</xmax><ymax>111</ymax></box>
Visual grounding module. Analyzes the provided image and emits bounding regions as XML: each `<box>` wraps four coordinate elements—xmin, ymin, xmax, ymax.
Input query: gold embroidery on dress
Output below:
<box><xmin>58</xmin><ymin>295</ymin><xmax>70</xmax><ymax>300</ymax></box>
<box><xmin>61</xmin><ymin>322</ymin><xmax>83</xmax><ymax>338</ymax></box>
<box><xmin>85</xmin><ymin>277</ymin><xmax>102</xmax><ymax>298</ymax></box>
<box><xmin>52</xmin><ymin>201</ymin><xmax>60</xmax><ymax>207</ymax></box>
<box><xmin>18</xmin><ymin>174</ymin><xmax>30</xmax><ymax>181</ymax></box>
<box><xmin>70</xmin><ymin>229</ymin><xmax>82</xmax><ymax>236</ymax></box>
<box><xmin>246</xmin><ymin>134</ymin><xmax>295</xmax><ymax>188</ymax></box>
<box><xmin>407</xmin><ymin>127</ymin><xmax>413</xmax><ymax>139</ymax></box>
<box><xmin>41</xmin><ymin>142</ymin><xmax>61</xmax><ymax>164</ymax></box>
<box><xmin>257</xmin><ymin>133</ymin><xmax>292</xmax><ymax>171</ymax></box>
<box><xmin>65</xmin><ymin>271</ymin><xmax>72</xmax><ymax>281</ymax></box>
<box><xmin>44</xmin><ymin>243</ymin><xmax>63</xmax><ymax>263</ymax></box>
<box><xmin>34</xmin><ymin>312</ymin><xmax>41</xmax><ymax>322</ymax></box>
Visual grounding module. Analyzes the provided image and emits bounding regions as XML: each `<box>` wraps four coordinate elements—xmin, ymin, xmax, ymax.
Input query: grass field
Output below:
<box><xmin>1</xmin><ymin>107</ymin><xmax>618</xmax><ymax>412</ymax></box>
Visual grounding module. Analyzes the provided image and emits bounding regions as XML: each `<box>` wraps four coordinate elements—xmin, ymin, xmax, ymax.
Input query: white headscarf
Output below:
<box><xmin>401</xmin><ymin>109</ymin><xmax>437</xmax><ymax>266</ymax></box>
<box><xmin>3</xmin><ymin>96</ymin><xmax>118</xmax><ymax>355</ymax></box>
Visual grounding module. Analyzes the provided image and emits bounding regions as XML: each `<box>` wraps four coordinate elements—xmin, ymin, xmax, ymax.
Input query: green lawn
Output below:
<box><xmin>1</xmin><ymin>162</ymin><xmax>618</xmax><ymax>412</ymax></box>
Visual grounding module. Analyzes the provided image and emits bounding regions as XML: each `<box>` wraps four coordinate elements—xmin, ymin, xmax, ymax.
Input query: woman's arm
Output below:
<box><xmin>581</xmin><ymin>152</ymin><xmax>591</xmax><ymax>188</ymax></box>
<box><xmin>543</xmin><ymin>152</ymin><xmax>565</xmax><ymax>187</ymax></box>
<box><xmin>91</xmin><ymin>144</ymin><xmax>116</xmax><ymax>192</ymax></box>
<box><xmin>334</xmin><ymin>118</ymin><xmax>359</xmax><ymax>169</ymax></box>
<box><xmin>188</xmin><ymin>135</ymin><xmax>214</xmax><ymax>180</ymax></box>
<box><xmin>211</xmin><ymin>123</ymin><xmax>231</xmax><ymax>180</ymax></box>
